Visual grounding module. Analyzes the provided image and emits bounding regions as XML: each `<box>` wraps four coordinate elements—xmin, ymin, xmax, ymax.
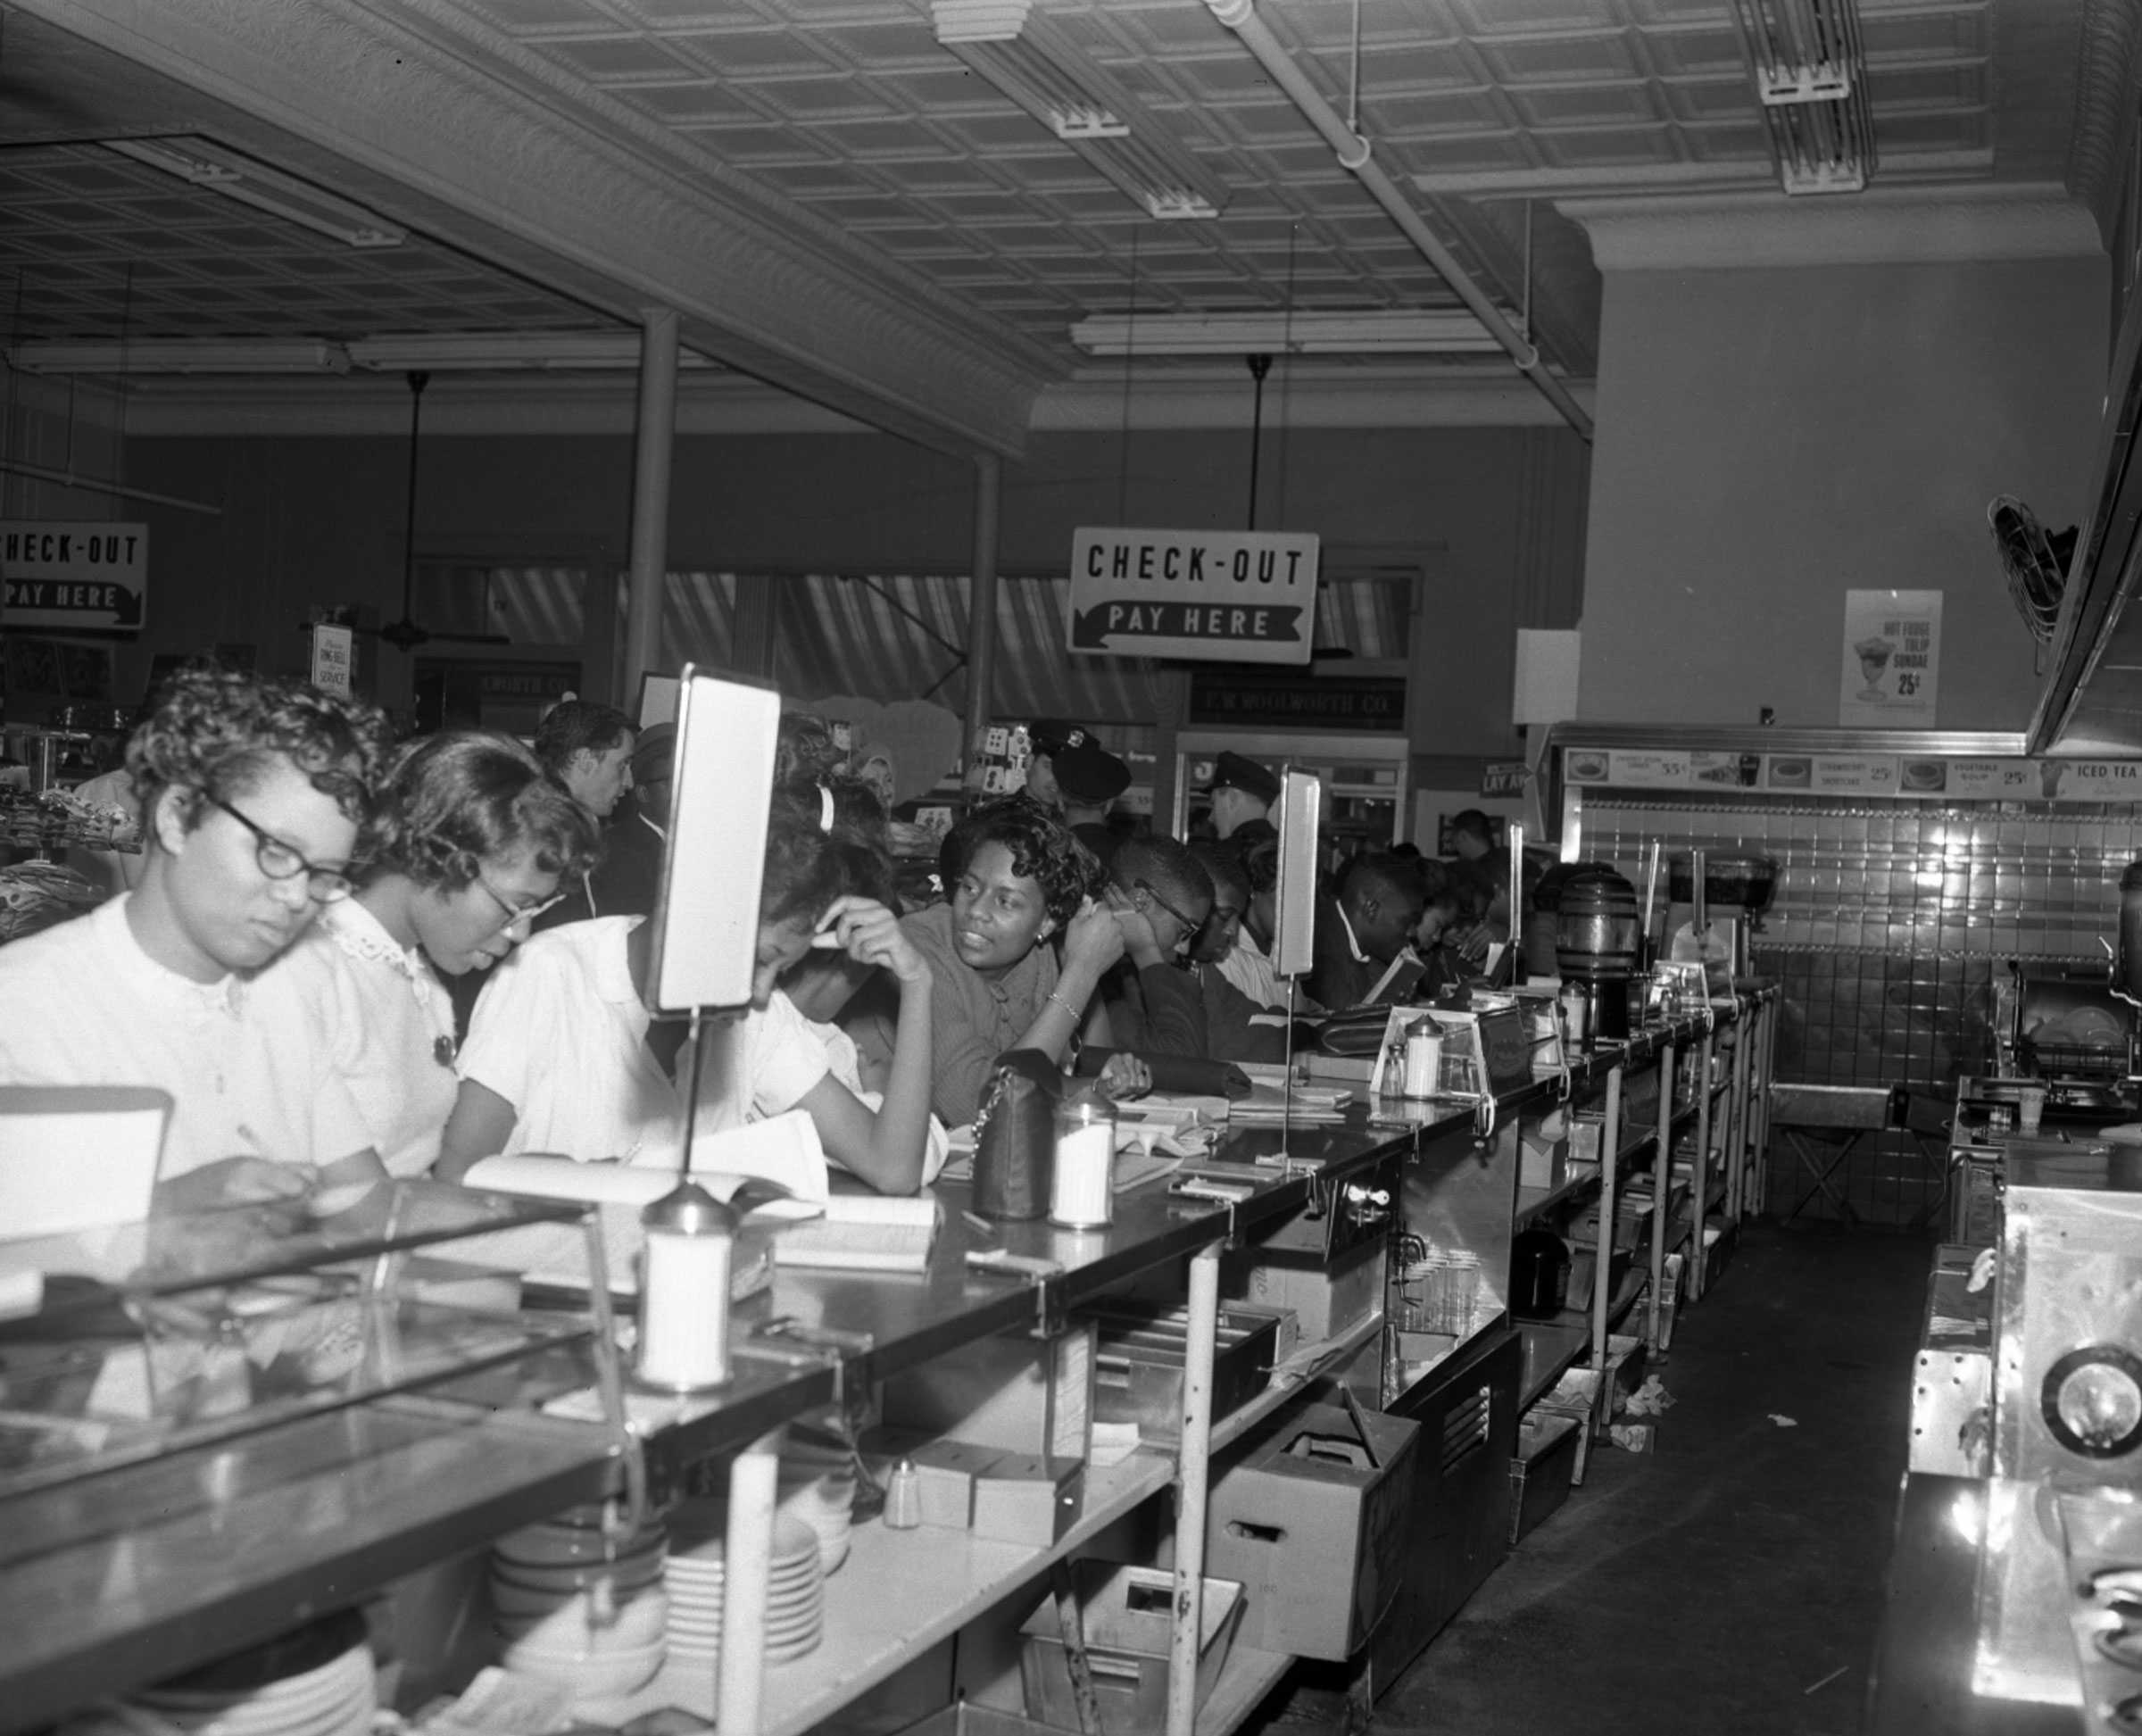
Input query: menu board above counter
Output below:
<box><xmin>1560</xmin><ymin>743</ymin><xmax>2142</xmax><ymax>803</ymax></box>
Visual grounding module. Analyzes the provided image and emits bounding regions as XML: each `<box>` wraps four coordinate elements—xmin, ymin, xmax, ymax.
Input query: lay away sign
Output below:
<box><xmin>1067</xmin><ymin>527</ymin><xmax>1319</xmax><ymax>666</ymax></box>
<box><xmin>2</xmin><ymin>521</ymin><xmax>149</xmax><ymax>631</ymax></box>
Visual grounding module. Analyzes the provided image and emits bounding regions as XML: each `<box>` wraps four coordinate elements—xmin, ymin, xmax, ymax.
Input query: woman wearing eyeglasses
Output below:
<box><xmin>0</xmin><ymin>667</ymin><xmax>393</xmax><ymax>1211</ymax></box>
<box><xmin>249</xmin><ymin>732</ymin><xmax>598</xmax><ymax>1179</ymax></box>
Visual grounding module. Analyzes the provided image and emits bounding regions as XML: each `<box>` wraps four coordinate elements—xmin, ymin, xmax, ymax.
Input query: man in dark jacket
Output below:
<box><xmin>1096</xmin><ymin>836</ymin><xmax>1211</xmax><ymax>1055</ymax></box>
<box><xmin>1308</xmin><ymin>853</ymin><xmax>1425</xmax><ymax>1010</ymax></box>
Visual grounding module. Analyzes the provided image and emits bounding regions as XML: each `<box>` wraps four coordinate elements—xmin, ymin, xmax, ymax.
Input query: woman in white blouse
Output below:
<box><xmin>438</xmin><ymin>802</ymin><xmax>940</xmax><ymax>1196</ymax></box>
<box><xmin>252</xmin><ymin>731</ymin><xmax>598</xmax><ymax>1177</ymax></box>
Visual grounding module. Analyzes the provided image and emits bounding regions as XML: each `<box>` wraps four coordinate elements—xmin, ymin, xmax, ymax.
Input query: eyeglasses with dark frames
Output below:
<box><xmin>203</xmin><ymin>793</ymin><xmax>353</xmax><ymax>902</ymax></box>
<box><xmin>1134</xmin><ymin>877</ymin><xmax>1206</xmax><ymax>942</ymax></box>
<box><xmin>471</xmin><ymin>876</ymin><xmax>569</xmax><ymax>938</ymax></box>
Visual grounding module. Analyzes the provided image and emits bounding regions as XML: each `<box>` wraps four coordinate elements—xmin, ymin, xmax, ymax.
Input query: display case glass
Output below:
<box><xmin>0</xmin><ymin>1182</ymin><xmax>603</xmax><ymax>1496</ymax></box>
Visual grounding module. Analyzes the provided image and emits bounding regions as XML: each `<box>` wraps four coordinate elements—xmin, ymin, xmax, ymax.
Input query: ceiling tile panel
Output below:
<box><xmin>1508</xmin><ymin>82</ymin><xmax>1668</xmax><ymax>127</ymax></box>
<box><xmin>1661</xmin><ymin>78</ymin><xmax>1769</xmax><ymax>121</ymax></box>
<box><xmin>1471</xmin><ymin>34</ymin><xmax>1645</xmax><ymax>84</ymax></box>
<box><xmin>618</xmin><ymin>83</ymin><xmax>761</xmax><ymax>123</ymax></box>
<box><xmin>0</xmin><ymin>0</ymin><xmax>2038</xmax><ymax>382</ymax></box>
<box><xmin>1636</xmin><ymin>28</ymin><xmax>1748</xmax><ymax>77</ymax></box>
<box><xmin>738</xmin><ymin>76</ymin><xmax>896</xmax><ymax>119</ymax></box>
<box><xmin>461</xmin><ymin>0</ymin><xmax>613</xmax><ymax>29</ymax></box>
<box><xmin>1359</xmin><ymin>88</ymin><xmax>1512</xmax><ymax>134</ymax></box>
<box><xmin>1881</xmin><ymin>111</ymin><xmax>1989</xmax><ymax>151</ymax></box>
<box><xmin>1534</xmin><ymin>126</ymin><xmax>1687</xmax><ymax>170</ymax></box>
<box><xmin>1868</xmin><ymin>65</ymin><xmax>1989</xmax><ymax>110</ymax></box>
<box><xmin>529</xmin><ymin>34</ymin><xmax>699</xmax><ymax>80</ymax></box>
<box><xmin>660</xmin><ymin>29</ymin><xmax>838</xmax><ymax>75</ymax></box>
<box><xmin>1861</xmin><ymin>9</ymin><xmax>1988</xmax><ymax>61</ymax></box>
<box><xmin>1446</xmin><ymin>0</ymin><xmax>1619</xmax><ymax>33</ymax></box>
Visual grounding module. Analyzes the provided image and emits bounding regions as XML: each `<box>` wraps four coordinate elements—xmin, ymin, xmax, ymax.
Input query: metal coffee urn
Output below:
<box><xmin>1554</xmin><ymin>867</ymin><xmax>1641</xmax><ymax>1042</ymax></box>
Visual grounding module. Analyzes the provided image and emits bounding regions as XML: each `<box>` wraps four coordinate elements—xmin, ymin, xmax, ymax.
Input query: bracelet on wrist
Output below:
<box><xmin>1047</xmin><ymin>989</ymin><xmax>1083</xmax><ymax>1022</ymax></box>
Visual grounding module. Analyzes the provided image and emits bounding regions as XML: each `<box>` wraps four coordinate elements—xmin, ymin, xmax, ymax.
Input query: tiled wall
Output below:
<box><xmin>1580</xmin><ymin>793</ymin><xmax>2142</xmax><ymax>1225</ymax></box>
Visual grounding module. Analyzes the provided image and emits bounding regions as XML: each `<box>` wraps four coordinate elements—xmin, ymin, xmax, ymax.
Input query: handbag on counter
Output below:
<box><xmin>970</xmin><ymin>1048</ymin><xmax>1059</xmax><ymax>1220</ymax></box>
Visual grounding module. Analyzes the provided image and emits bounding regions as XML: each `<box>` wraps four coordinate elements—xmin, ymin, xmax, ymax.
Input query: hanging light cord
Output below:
<box><xmin>1116</xmin><ymin>228</ymin><xmax>1139</xmax><ymax>524</ymax></box>
<box><xmin>1347</xmin><ymin>0</ymin><xmax>1365</xmax><ymax>134</ymax></box>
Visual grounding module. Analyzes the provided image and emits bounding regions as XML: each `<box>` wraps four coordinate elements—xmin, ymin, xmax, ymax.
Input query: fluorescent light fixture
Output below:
<box><xmin>5</xmin><ymin>333</ymin><xmax>725</xmax><ymax>377</ymax></box>
<box><xmin>1727</xmin><ymin>0</ymin><xmax>1875</xmax><ymax>195</ymax></box>
<box><xmin>106</xmin><ymin>137</ymin><xmax>408</xmax><ymax>248</ymax></box>
<box><xmin>1069</xmin><ymin>310</ymin><xmax>1508</xmax><ymax>357</ymax></box>
<box><xmin>7</xmin><ymin>339</ymin><xmax>353</xmax><ymax>375</ymax></box>
<box><xmin>348</xmin><ymin>333</ymin><xmax>721</xmax><ymax>372</ymax></box>
<box><xmin>933</xmin><ymin>0</ymin><xmax>1227</xmax><ymax>220</ymax></box>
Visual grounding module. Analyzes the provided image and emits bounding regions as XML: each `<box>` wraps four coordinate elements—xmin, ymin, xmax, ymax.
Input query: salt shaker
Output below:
<box><xmin>635</xmin><ymin>1180</ymin><xmax>737</xmax><ymax>1391</ymax></box>
<box><xmin>884</xmin><ymin>1458</ymin><xmax>922</xmax><ymax>1529</ymax></box>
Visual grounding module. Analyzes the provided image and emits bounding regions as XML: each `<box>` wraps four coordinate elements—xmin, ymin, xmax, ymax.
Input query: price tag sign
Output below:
<box><xmin>1840</xmin><ymin>589</ymin><xmax>1941</xmax><ymax>727</ymax></box>
<box><xmin>310</xmin><ymin>624</ymin><xmax>353</xmax><ymax>697</ymax></box>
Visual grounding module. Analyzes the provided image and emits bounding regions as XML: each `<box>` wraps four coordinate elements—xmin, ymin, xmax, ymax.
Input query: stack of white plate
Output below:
<box><xmin>67</xmin><ymin>1628</ymin><xmax>375</xmax><ymax>1736</ymax></box>
<box><xmin>490</xmin><ymin>1505</ymin><xmax>668</xmax><ymax>1701</ymax></box>
<box><xmin>662</xmin><ymin>1520</ymin><xmax>726</xmax><ymax>1674</ymax></box>
<box><xmin>764</xmin><ymin>1514</ymin><xmax>826</xmax><ymax>1663</ymax></box>
<box><xmin>776</xmin><ymin>1438</ymin><xmax>858</xmax><ymax>1577</ymax></box>
<box><xmin>663</xmin><ymin>1507</ymin><xmax>824</xmax><ymax>1668</ymax></box>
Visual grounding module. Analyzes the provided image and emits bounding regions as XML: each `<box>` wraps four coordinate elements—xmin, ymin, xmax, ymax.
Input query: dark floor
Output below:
<box><xmin>1364</xmin><ymin>1219</ymin><xmax>1930</xmax><ymax>1735</ymax></box>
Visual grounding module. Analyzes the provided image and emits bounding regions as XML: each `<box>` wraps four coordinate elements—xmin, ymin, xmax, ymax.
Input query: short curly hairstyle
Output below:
<box><xmin>773</xmin><ymin>712</ymin><xmax>851</xmax><ymax>785</ymax></box>
<box><xmin>942</xmin><ymin>795</ymin><xmax>1102</xmax><ymax>927</ymax></box>
<box><xmin>127</xmin><ymin>667</ymin><xmax>391</xmax><ymax>833</ymax></box>
<box><xmin>361</xmin><ymin>730</ymin><xmax>601</xmax><ymax>893</ymax></box>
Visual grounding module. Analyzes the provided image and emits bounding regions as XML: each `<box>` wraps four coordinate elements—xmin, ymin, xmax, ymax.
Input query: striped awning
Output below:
<box><xmin>434</xmin><ymin>564</ymin><xmax>1406</xmax><ymax>732</ymax></box>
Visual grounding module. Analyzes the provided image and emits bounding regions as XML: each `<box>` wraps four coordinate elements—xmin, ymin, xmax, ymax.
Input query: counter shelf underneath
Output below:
<box><xmin>0</xmin><ymin>1391</ymin><xmax>617</xmax><ymax>1733</ymax></box>
<box><xmin>0</xmin><ymin>991</ymin><xmax>1773</xmax><ymax>1735</ymax></box>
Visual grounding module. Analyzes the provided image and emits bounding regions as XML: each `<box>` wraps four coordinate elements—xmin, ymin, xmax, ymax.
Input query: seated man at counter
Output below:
<box><xmin>1307</xmin><ymin>852</ymin><xmax>1425</xmax><ymax>1010</ymax></box>
<box><xmin>581</xmin><ymin>720</ymin><xmax>673</xmax><ymax>920</ymax></box>
<box><xmin>901</xmin><ymin>796</ymin><xmax>1127</xmax><ymax>1126</ymax></box>
<box><xmin>1216</xmin><ymin>837</ymin><xmax>1288</xmax><ymax>1011</ymax></box>
<box><xmin>1186</xmin><ymin>842</ymin><xmax>1291</xmax><ymax>1062</ymax></box>
<box><xmin>530</xmin><ymin>697</ymin><xmax>636</xmax><ymax>928</ymax></box>
<box><xmin>1447</xmin><ymin>808</ymin><xmax>1496</xmax><ymax>862</ymax></box>
<box><xmin>0</xmin><ymin>667</ymin><xmax>394</xmax><ymax>1210</ymax></box>
<box><xmin>1094</xmin><ymin>837</ymin><xmax>1212</xmax><ymax>1055</ymax></box>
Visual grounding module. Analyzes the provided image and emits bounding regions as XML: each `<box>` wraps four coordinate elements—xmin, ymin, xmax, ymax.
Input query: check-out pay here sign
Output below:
<box><xmin>1067</xmin><ymin>527</ymin><xmax>1320</xmax><ymax>666</ymax></box>
<box><xmin>2</xmin><ymin>521</ymin><xmax>149</xmax><ymax>630</ymax></box>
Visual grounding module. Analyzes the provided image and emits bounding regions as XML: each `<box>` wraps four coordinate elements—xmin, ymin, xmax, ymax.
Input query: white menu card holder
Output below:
<box><xmin>1271</xmin><ymin>769</ymin><xmax>1321</xmax><ymax>1142</ymax></box>
<box><xmin>647</xmin><ymin>667</ymin><xmax>782</xmax><ymax>1170</ymax></box>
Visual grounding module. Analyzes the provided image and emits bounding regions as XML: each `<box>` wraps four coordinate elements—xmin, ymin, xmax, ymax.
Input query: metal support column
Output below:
<box><xmin>1646</xmin><ymin>1040</ymin><xmax>1675</xmax><ymax>1352</ymax></box>
<box><xmin>960</xmin><ymin>452</ymin><xmax>1003</xmax><ymax>775</ymax></box>
<box><xmin>1754</xmin><ymin>993</ymin><xmax>1778</xmax><ymax>1213</ymax></box>
<box><xmin>1725</xmin><ymin>1004</ymin><xmax>1755</xmax><ymax>1228</ymax></box>
<box><xmin>1690</xmin><ymin>1027</ymin><xmax>1716</xmax><ymax>1300</ymax></box>
<box><xmin>1166</xmin><ymin>1241</ymin><xmax>1224</xmax><ymax>1736</ymax></box>
<box><xmin>622</xmin><ymin>307</ymin><xmax>680</xmax><ymax>709</ymax></box>
<box><xmin>718</xmin><ymin>1425</ymin><xmax>785</xmax><ymax>1734</ymax></box>
<box><xmin>1590</xmin><ymin>1061</ymin><xmax>1624</xmax><ymax>1392</ymax></box>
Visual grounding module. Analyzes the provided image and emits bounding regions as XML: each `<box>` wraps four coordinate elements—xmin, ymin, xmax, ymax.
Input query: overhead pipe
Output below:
<box><xmin>1201</xmin><ymin>0</ymin><xmax>1594</xmax><ymax>442</ymax></box>
<box><xmin>0</xmin><ymin>457</ymin><xmax>221</xmax><ymax>517</ymax></box>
